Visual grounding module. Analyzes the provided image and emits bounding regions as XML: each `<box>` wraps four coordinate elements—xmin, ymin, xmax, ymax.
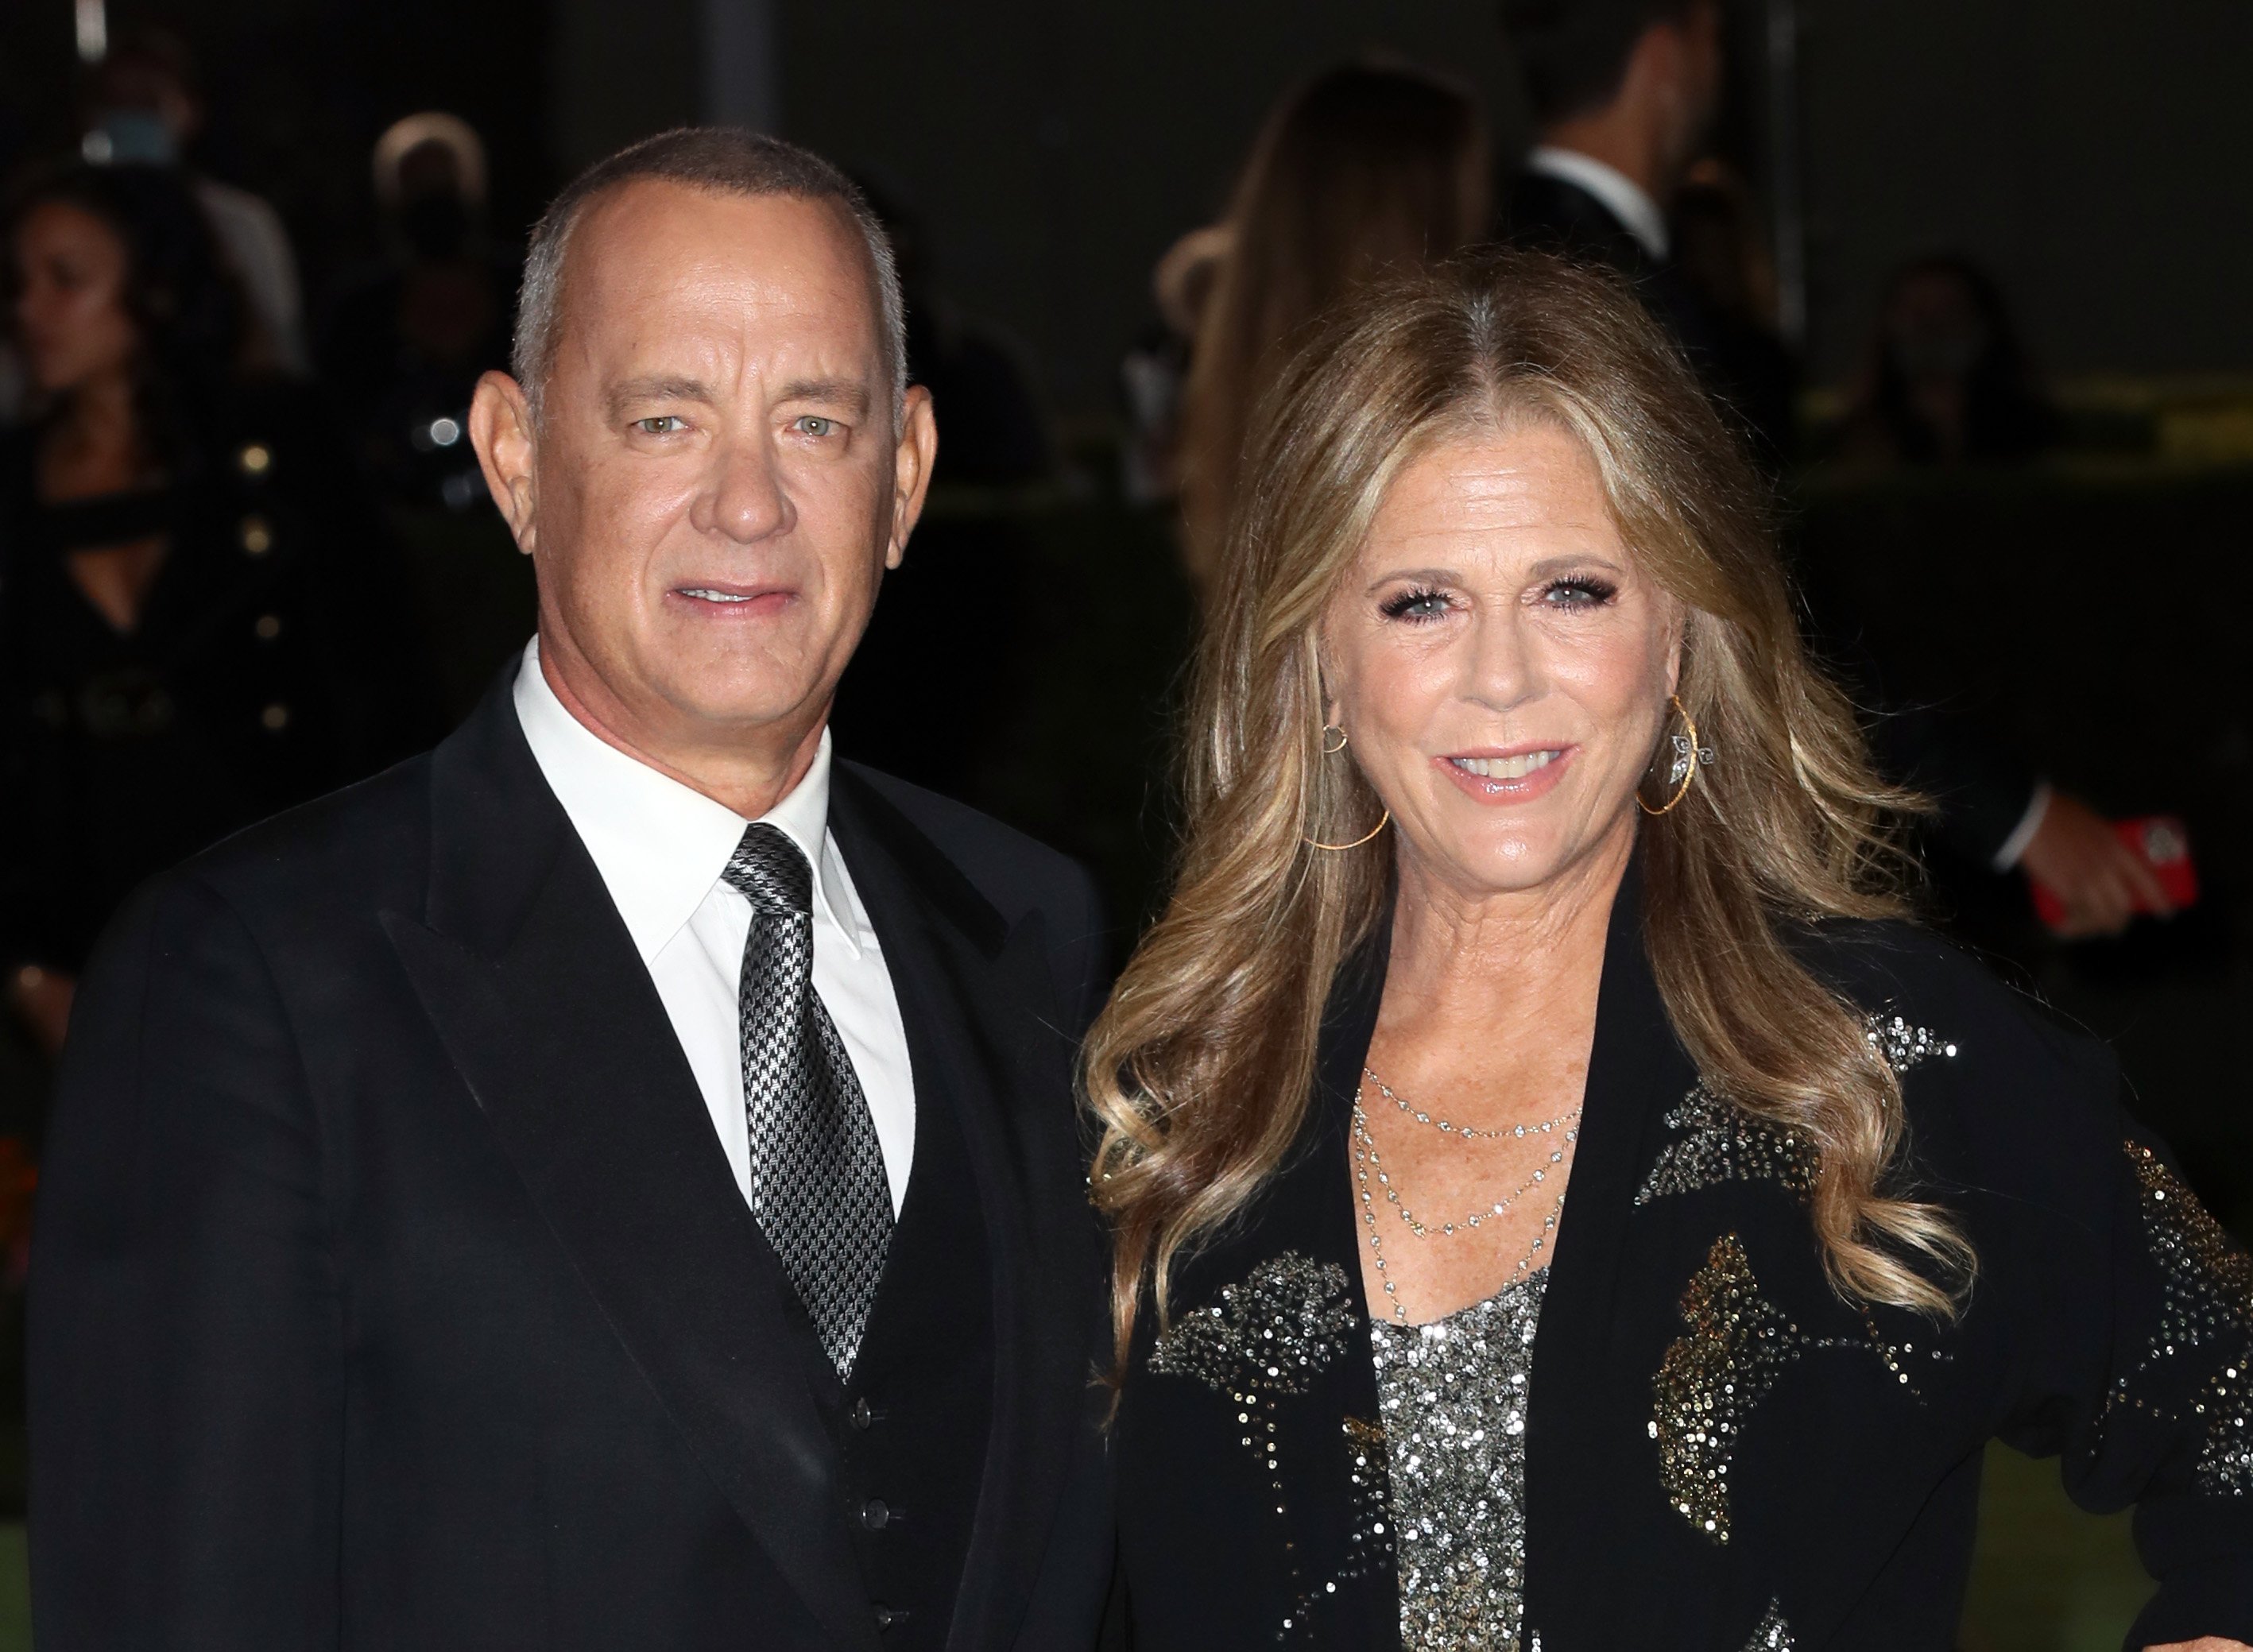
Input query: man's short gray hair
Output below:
<box><xmin>509</xmin><ymin>126</ymin><xmax>908</xmax><ymax>429</ymax></box>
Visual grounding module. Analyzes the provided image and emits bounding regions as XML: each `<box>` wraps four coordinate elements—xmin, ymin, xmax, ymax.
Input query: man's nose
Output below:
<box><xmin>694</xmin><ymin>431</ymin><xmax>794</xmax><ymax>545</ymax></box>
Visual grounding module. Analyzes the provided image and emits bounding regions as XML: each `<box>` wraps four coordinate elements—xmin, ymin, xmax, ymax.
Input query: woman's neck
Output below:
<box><xmin>1382</xmin><ymin>818</ymin><xmax>1634</xmax><ymax>1051</ymax></box>
<box><xmin>42</xmin><ymin>369</ymin><xmax>147</xmax><ymax>499</ymax></box>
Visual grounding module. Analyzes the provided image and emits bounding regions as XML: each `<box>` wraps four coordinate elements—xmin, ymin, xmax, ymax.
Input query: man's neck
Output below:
<box><xmin>1536</xmin><ymin>110</ymin><xmax>1674</xmax><ymax>211</ymax></box>
<box><xmin>538</xmin><ymin>635</ymin><xmax>826</xmax><ymax>821</ymax></box>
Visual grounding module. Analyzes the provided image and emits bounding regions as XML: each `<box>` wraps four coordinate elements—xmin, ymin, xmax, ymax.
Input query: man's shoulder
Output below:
<box><xmin>838</xmin><ymin>762</ymin><xmax>1099</xmax><ymax>934</ymax></box>
<box><xmin>1504</xmin><ymin>171</ymin><xmax>1640</xmax><ymax>268</ymax></box>
<box><xmin>173</xmin><ymin>749</ymin><xmax>436</xmax><ymax>921</ymax></box>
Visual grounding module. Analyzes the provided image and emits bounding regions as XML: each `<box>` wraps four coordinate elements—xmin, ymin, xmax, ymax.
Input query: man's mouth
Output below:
<box><xmin>672</xmin><ymin>584</ymin><xmax>793</xmax><ymax>612</ymax></box>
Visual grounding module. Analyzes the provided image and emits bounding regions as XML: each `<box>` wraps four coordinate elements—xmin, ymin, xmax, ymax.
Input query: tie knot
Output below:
<box><xmin>723</xmin><ymin>822</ymin><xmax>814</xmax><ymax>916</ymax></box>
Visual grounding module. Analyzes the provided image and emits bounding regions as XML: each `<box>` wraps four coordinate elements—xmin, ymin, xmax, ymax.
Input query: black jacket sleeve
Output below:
<box><xmin>1996</xmin><ymin>1100</ymin><xmax>2253</xmax><ymax>1646</ymax></box>
<box><xmin>29</xmin><ymin>872</ymin><xmax>343</xmax><ymax>1649</ymax></box>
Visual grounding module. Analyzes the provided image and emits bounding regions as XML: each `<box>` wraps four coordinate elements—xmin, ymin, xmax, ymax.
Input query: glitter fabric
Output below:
<box><xmin>2115</xmin><ymin>1141</ymin><xmax>2253</xmax><ymax>1493</ymax></box>
<box><xmin>1148</xmin><ymin>1252</ymin><xmax>1393</xmax><ymax>1640</ymax></box>
<box><xmin>1740</xmin><ymin>1599</ymin><xmax>1797</xmax><ymax>1649</ymax></box>
<box><xmin>1651</xmin><ymin>1234</ymin><xmax>1945</xmax><ymax>1543</ymax></box>
<box><xmin>1368</xmin><ymin>1268</ymin><xmax>1549</xmax><ymax>1651</ymax></box>
<box><xmin>1636</xmin><ymin>1015</ymin><xmax>1957</xmax><ymax>1206</ymax></box>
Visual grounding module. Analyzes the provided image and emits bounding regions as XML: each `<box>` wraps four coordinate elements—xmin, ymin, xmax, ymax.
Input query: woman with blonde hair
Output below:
<box><xmin>1174</xmin><ymin>60</ymin><xmax>1488</xmax><ymax>593</ymax></box>
<box><xmin>1092</xmin><ymin>250</ymin><xmax>2253</xmax><ymax>1649</ymax></box>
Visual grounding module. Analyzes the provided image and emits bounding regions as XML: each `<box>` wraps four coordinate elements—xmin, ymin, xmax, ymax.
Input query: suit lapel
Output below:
<box><xmin>380</xmin><ymin>687</ymin><xmax>881</xmax><ymax>1652</ymax></box>
<box><xmin>1522</xmin><ymin>864</ymin><xmax>1694</xmax><ymax>1644</ymax></box>
<box><xmin>826</xmin><ymin>768</ymin><xmax>1093</xmax><ymax>1652</ymax></box>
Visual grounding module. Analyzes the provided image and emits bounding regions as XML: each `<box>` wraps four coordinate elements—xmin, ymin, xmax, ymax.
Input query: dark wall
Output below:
<box><xmin>775</xmin><ymin>1</ymin><xmax>1533</xmax><ymax>421</ymax></box>
<box><xmin>1798</xmin><ymin>0</ymin><xmax>2253</xmax><ymax>383</ymax></box>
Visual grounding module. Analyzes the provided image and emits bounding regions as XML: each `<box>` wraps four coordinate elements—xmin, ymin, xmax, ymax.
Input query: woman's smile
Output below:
<box><xmin>1438</xmin><ymin>745</ymin><xmax>1575</xmax><ymax>803</ymax></box>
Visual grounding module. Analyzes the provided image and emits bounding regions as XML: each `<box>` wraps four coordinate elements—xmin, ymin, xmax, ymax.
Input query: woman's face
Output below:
<box><xmin>1318</xmin><ymin>423</ymin><xmax>1680</xmax><ymax>902</ymax></box>
<box><xmin>13</xmin><ymin>202</ymin><xmax>137</xmax><ymax>395</ymax></box>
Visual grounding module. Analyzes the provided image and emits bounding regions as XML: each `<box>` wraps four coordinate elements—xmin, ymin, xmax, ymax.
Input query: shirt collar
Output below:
<box><xmin>1526</xmin><ymin>145</ymin><xmax>1670</xmax><ymax>262</ymax></box>
<box><xmin>512</xmin><ymin>639</ymin><xmax>860</xmax><ymax>962</ymax></box>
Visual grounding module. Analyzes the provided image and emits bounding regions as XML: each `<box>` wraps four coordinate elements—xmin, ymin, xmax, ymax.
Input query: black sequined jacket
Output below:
<box><xmin>1109</xmin><ymin>876</ymin><xmax>2253</xmax><ymax>1650</ymax></box>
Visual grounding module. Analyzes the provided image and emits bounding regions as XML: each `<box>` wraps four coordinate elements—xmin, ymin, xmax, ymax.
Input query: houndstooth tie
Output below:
<box><xmin>722</xmin><ymin>822</ymin><xmax>892</xmax><ymax>1378</ymax></box>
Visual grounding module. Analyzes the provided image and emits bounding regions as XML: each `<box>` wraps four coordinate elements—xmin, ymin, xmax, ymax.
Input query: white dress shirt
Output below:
<box><xmin>513</xmin><ymin>640</ymin><xmax>915</xmax><ymax>1216</ymax></box>
<box><xmin>1525</xmin><ymin>145</ymin><xmax>1671</xmax><ymax>262</ymax></box>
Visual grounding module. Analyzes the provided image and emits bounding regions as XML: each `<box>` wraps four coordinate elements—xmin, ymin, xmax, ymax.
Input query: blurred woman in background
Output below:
<box><xmin>0</xmin><ymin>162</ymin><xmax>432</xmax><ymax>1067</ymax></box>
<box><xmin>1174</xmin><ymin>60</ymin><xmax>1489</xmax><ymax>592</ymax></box>
<box><xmin>1836</xmin><ymin>253</ymin><xmax>2059</xmax><ymax>468</ymax></box>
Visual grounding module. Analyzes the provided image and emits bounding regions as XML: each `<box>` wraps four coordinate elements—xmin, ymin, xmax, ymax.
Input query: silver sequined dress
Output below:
<box><xmin>1368</xmin><ymin>1268</ymin><xmax>1550</xmax><ymax>1652</ymax></box>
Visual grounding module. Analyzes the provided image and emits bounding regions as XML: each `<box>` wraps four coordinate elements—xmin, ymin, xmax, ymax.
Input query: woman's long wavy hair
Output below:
<box><xmin>1177</xmin><ymin>60</ymin><xmax>1488</xmax><ymax>591</ymax></box>
<box><xmin>1088</xmin><ymin>250</ymin><xmax>1974</xmax><ymax>1375</ymax></box>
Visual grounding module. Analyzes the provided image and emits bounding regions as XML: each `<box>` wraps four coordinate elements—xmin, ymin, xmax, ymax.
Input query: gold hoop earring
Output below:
<box><xmin>1320</xmin><ymin>723</ymin><xmax>1349</xmax><ymax>756</ymax></box>
<box><xmin>1304</xmin><ymin>807</ymin><xmax>1391</xmax><ymax>852</ymax></box>
<box><xmin>1637</xmin><ymin>694</ymin><xmax>1714</xmax><ymax>817</ymax></box>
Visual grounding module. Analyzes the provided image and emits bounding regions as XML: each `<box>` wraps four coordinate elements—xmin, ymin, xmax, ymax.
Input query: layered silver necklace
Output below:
<box><xmin>1352</xmin><ymin>1066</ymin><xmax>1580</xmax><ymax>1325</ymax></box>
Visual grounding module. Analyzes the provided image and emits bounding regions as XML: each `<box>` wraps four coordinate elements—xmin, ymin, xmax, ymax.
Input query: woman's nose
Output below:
<box><xmin>1462</xmin><ymin>605</ymin><xmax>1536</xmax><ymax>710</ymax></box>
<box><xmin>695</xmin><ymin>434</ymin><xmax>793</xmax><ymax>544</ymax></box>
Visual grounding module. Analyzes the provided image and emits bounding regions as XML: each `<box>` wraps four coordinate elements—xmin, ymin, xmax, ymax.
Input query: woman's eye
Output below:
<box><xmin>1378</xmin><ymin>587</ymin><xmax>1451</xmax><ymax>623</ymax></box>
<box><xmin>633</xmin><ymin>416</ymin><xmax>686</xmax><ymax>435</ymax></box>
<box><xmin>793</xmin><ymin>415</ymin><xmax>838</xmax><ymax>438</ymax></box>
<box><xmin>1541</xmin><ymin>577</ymin><xmax>1620</xmax><ymax>610</ymax></box>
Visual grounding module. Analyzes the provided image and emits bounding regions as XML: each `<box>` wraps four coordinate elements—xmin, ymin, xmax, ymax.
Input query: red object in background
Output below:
<box><xmin>2032</xmin><ymin>814</ymin><xmax>2200</xmax><ymax>929</ymax></box>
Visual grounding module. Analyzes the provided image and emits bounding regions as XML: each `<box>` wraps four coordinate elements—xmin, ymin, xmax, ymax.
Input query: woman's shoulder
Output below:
<box><xmin>1794</xmin><ymin>915</ymin><xmax>2121</xmax><ymax>1124</ymax></box>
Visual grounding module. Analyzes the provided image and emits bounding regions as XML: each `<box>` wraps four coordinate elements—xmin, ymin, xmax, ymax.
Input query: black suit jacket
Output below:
<box><xmin>29</xmin><ymin>675</ymin><xmax>1116</xmax><ymax>1650</ymax></box>
<box><xmin>1504</xmin><ymin>168</ymin><xmax>1797</xmax><ymax>470</ymax></box>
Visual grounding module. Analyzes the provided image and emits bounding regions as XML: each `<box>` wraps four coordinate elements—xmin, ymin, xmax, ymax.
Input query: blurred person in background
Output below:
<box><xmin>81</xmin><ymin>26</ymin><xmax>309</xmax><ymax>377</ymax></box>
<box><xmin>853</xmin><ymin>171</ymin><xmax>1055</xmax><ymax>489</ymax></box>
<box><xmin>1175</xmin><ymin>60</ymin><xmax>1489</xmax><ymax>593</ymax></box>
<box><xmin>1833</xmin><ymin>253</ymin><xmax>2060</xmax><ymax>468</ymax></box>
<box><xmin>1498</xmin><ymin>4</ymin><xmax>2153</xmax><ymax>937</ymax></box>
<box><xmin>1118</xmin><ymin>223</ymin><xmax>1227</xmax><ymax>504</ymax></box>
<box><xmin>0</xmin><ymin>162</ymin><xmax>436</xmax><ymax>1068</ymax></box>
<box><xmin>1497</xmin><ymin>0</ymin><xmax>1794</xmax><ymax>461</ymax></box>
<box><xmin>320</xmin><ymin>112</ymin><xmax>520</xmax><ymax>513</ymax></box>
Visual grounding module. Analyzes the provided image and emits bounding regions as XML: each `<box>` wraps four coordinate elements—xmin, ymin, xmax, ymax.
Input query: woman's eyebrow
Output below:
<box><xmin>1364</xmin><ymin>565</ymin><xmax>1461</xmax><ymax>592</ymax></box>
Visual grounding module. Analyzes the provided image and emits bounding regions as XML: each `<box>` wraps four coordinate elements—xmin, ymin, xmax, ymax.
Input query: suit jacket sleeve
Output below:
<box><xmin>1994</xmin><ymin>1089</ymin><xmax>2253</xmax><ymax>1646</ymax></box>
<box><xmin>1046</xmin><ymin>862</ymin><xmax>1110</xmax><ymax>1043</ymax></box>
<box><xmin>29</xmin><ymin>874</ymin><xmax>343</xmax><ymax>1650</ymax></box>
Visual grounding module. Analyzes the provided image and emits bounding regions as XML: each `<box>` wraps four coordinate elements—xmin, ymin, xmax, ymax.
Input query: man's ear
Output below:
<box><xmin>470</xmin><ymin>370</ymin><xmax>539</xmax><ymax>555</ymax></box>
<box><xmin>885</xmin><ymin>385</ymin><xmax>938</xmax><ymax>571</ymax></box>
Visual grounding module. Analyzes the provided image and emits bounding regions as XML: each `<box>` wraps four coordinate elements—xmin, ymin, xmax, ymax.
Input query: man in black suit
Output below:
<box><xmin>1496</xmin><ymin>2</ymin><xmax>2167</xmax><ymax>931</ymax></box>
<box><xmin>30</xmin><ymin>128</ymin><xmax>1114</xmax><ymax>1650</ymax></box>
<box><xmin>1498</xmin><ymin>0</ymin><xmax>1795</xmax><ymax>462</ymax></box>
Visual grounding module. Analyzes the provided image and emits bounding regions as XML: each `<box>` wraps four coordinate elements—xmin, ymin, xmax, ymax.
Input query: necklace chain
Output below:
<box><xmin>1353</xmin><ymin>1074</ymin><xmax>1581</xmax><ymax>1325</ymax></box>
<box><xmin>1362</xmin><ymin>1066</ymin><xmax>1580</xmax><ymax>1142</ymax></box>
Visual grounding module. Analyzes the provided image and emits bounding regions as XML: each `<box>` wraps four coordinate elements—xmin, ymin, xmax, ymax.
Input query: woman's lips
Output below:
<box><xmin>1437</xmin><ymin>745</ymin><xmax>1575</xmax><ymax>803</ymax></box>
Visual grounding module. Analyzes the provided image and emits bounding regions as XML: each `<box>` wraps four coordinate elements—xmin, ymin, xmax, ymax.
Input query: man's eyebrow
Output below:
<box><xmin>605</xmin><ymin>376</ymin><xmax>714</xmax><ymax>419</ymax></box>
<box><xmin>775</xmin><ymin>377</ymin><xmax>873</xmax><ymax>416</ymax></box>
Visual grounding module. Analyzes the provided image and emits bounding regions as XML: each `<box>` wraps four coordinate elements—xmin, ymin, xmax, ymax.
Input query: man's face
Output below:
<box><xmin>485</xmin><ymin>180</ymin><xmax>931</xmax><ymax>764</ymax></box>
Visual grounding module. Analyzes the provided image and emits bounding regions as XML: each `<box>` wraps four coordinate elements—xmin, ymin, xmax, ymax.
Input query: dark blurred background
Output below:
<box><xmin>0</xmin><ymin>2</ymin><xmax>2247</xmax><ymax>1643</ymax></box>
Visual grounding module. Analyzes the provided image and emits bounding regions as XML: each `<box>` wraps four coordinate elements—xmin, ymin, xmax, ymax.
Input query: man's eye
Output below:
<box><xmin>793</xmin><ymin>416</ymin><xmax>839</xmax><ymax>439</ymax></box>
<box><xmin>633</xmin><ymin>416</ymin><xmax>686</xmax><ymax>435</ymax></box>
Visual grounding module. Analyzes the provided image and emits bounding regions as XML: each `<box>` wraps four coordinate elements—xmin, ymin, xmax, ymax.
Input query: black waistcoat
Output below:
<box><xmin>796</xmin><ymin>1068</ymin><xmax>995</xmax><ymax>1649</ymax></box>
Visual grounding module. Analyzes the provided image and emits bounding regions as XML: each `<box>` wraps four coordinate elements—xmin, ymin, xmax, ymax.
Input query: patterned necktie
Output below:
<box><xmin>722</xmin><ymin>822</ymin><xmax>892</xmax><ymax>1378</ymax></box>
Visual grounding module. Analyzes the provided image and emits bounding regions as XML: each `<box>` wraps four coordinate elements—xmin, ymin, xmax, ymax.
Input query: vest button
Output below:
<box><xmin>849</xmin><ymin>1398</ymin><xmax>875</xmax><ymax>1430</ymax></box>
<box><xmin>873</xmin><ymin>1604</ymin><xmax>908</xmax><ymax>1631</ymax></box>
<box><xmin>858</xmin><ymin>1498</ymin><xmax>891</xmax><ymax>1531</ymax></box>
